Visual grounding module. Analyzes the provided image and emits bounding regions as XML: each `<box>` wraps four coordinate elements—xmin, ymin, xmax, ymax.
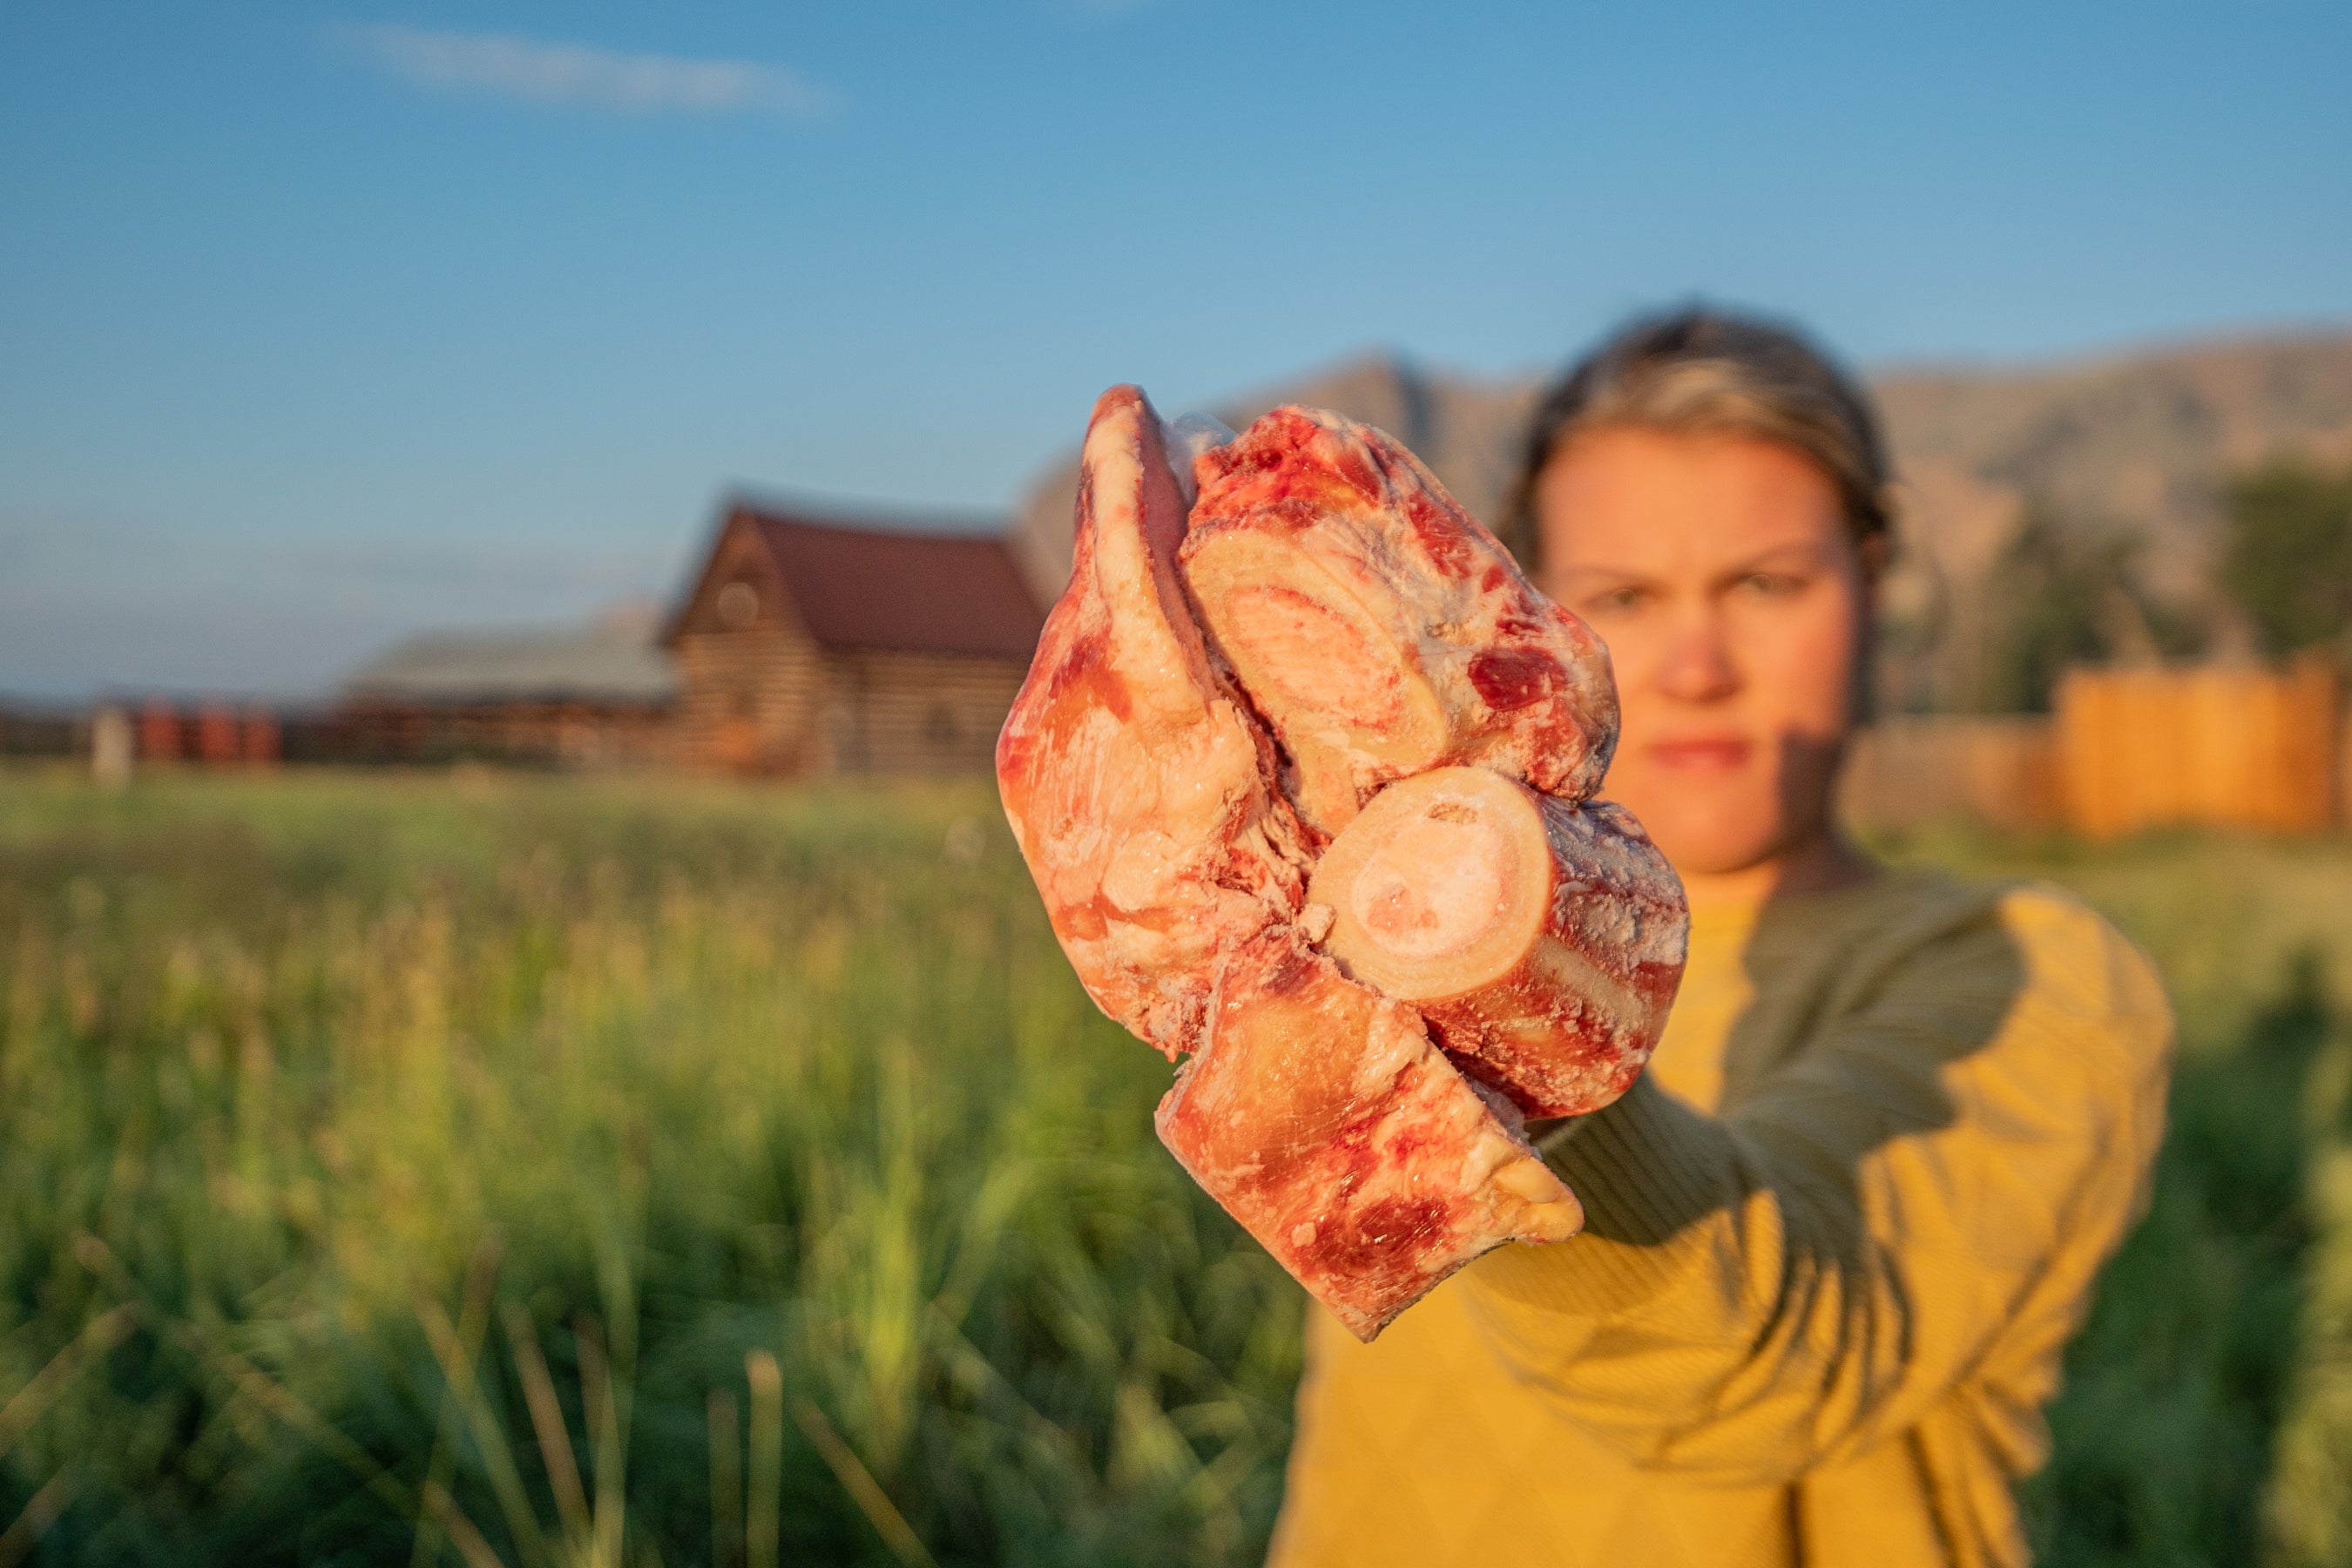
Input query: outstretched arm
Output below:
<box><xmin>1459</xmin><ymin>886</ymin><xmax>2172</xmax><ymax>1484</ymax></box>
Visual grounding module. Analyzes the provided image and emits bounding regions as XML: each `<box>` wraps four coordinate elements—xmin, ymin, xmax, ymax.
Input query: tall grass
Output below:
<box><xmin>2263</xmin><ymin>955</ymin><xmax>2352</xmax><ymax>1568</ymax></box>
<box><xmin>1</xmin><ymin>773</ymin><xmax>2347</xmax><ymax>1565</ymax></box>
<box><xmin>0</xmin><ymin>770</ymin><xmax>1298</xmax><ymax>1565</ymax></box>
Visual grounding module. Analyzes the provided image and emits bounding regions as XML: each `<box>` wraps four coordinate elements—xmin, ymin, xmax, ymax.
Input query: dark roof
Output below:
<box><xmin>344</xmin><ymin>622</ymin><xmax>677</xmax><ymax>707</ymax></box>
<box><xmin>693</xmin><ymin>505</ymin><xmax>1044</xmax><ymax>659</ymax></box>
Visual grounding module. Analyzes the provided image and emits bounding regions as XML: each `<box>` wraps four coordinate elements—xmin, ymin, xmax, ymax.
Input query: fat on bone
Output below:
<box><xmin>1159</xmin><ymin>410</ymin><xmax>1236</xmax><ymax>508</ymax></box>
<box><xmin>995</xmin><ymin>386</ymin><xmax>1308</xmax><ymax>1058</ymax></box>
<box><xmin>1002</xmin><ymin>386</ymin><xmax>1614</xmax><ymax>1343</ymax></box>
<box><xmin>1155</xmin><ymin>926</ymin><xmax>1585</xmax><ymax>1342</ymax></box>
<box><xmin>1310</xmin><ymin>767</ymin><xmax>1689</xmax><ymax>1119</ymax></box>
<box><xmin>1180</xmin><ymin>406</ymin><xmax>1619</xmax><ymax>836</ymax></box>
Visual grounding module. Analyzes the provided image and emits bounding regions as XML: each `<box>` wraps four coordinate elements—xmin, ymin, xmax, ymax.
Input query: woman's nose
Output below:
<box><xmin>1655</xmin><ymin>612</ymin><xmax>1740</xmax><ymax>703</ymax></box>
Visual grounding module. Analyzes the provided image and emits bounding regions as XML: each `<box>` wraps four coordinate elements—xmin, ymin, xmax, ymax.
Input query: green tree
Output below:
<box><xmin>2221</xmin><ymin>459</ymin><xmax>2352</xmax><ymax>656</ymax></box>
<box><xmin>1976</xmin><ymin>506</ymin><xmax>2193</xmax><ymax>713</ymax></box>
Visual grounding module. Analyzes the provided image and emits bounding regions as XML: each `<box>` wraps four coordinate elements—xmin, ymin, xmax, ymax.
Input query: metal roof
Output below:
<box><xmin>343</xmin><ymin>622</ymin><xmax>678</xmax><ymax>707</ymax></box>
<box><xmin>669</xmin><ymin>503</ymin><xmax>1044</xmax><ymax>660</ymax></box>
<box><xmin>753</xmin><ymin>512</ymin><xmax>1042</xmax><ymax>659</ymax></box>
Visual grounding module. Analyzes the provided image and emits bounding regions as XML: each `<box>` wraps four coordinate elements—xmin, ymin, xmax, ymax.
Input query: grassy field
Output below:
<box><xmin>0</xmin><ymin>769</ymin><xmax>2347</xmax><ymax>1566</ymax></box>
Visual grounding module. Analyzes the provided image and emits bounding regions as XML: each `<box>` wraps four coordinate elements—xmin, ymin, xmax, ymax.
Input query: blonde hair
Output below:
<box><xmin>1499</xmin><ymin>308</ymin><xmax>1893</xmax><ymax>572</ymax></box>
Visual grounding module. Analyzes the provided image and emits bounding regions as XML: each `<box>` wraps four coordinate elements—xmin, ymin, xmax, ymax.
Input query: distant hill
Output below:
<box><xmin>1869</xmin><ymin>335</ymin><xmax>2352</xmax><ymax>703</ymax></box>
<box><xmin>1010</xmin><ymin>329</ymin><xmax>2352</xmax><ymax>711</ymax></box>
<box><xmin>1008</xmin><ymin>357</ymin><xmax>1538</xmax><ymax>603</ymax></box>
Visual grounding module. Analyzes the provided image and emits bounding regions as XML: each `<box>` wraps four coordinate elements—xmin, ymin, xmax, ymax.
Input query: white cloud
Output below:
<box><xmin>348</xmin><ymin>24</ymin><xmax>837</xmax><ymax>117</ymax></box>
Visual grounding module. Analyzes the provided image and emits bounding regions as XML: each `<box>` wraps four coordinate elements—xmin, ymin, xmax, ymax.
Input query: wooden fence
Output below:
<box><xmin>1842</xmin><ymin>658</ymin><xmax>2347</xmax><ymax>839</ymax></box>
<box><xmin>2056</xmin><ymin>658</ymin><xmax>2343</xmax><ymax>837</ymax></box>
<box><xmin>130</xmin><ymin>701</ymin><xmax>281</xmax><ymax>766</ymax></box>
<box><xmin>1841</xmin><ymin>715</ymin><xmax>2064</xmax><ymax>834</ymax></box>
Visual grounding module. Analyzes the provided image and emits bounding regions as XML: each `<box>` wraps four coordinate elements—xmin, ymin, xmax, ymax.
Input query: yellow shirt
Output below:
<box><xmin>1269</xmin><ymin>869</ymin><xmax>2173</xmax><ymax>1568</ymax></box>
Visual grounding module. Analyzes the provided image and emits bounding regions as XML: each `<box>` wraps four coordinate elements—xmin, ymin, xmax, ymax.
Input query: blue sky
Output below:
<box><xmin>3</xmin><ymin>1</ymin><xmax>2349</xmax><ymax>699</ymax></box>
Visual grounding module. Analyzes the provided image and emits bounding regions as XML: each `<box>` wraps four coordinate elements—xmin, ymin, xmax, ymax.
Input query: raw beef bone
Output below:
<box><xmin>1157</xmin><ymin>926</ymin><xmax>1583</xmax><ymax>1340</ymax></box>
<box><xmin>1308</xmin><ymin>767</ymin><xmax>1687</xmax><ymax>1119</ymax></box>
<box><xmin>1181</xmin><ymin>407</ymin><xmax>1619</xmax><ymax>836</ymax></box>
<box><xmin>995</xmin><ymin>386</ymin><xmax>1309</xmax><ymax>1058</ymax></box>
<box><xmin>998</xmin><ymin>386</ymin><xmax>1619</xmax><ymax>1342</ymax></box>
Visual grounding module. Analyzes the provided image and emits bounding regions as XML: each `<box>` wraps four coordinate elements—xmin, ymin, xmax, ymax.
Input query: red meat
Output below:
<box><xmin>1180</xmin><ymin>407</ymin><xmax>1619</xmax><ymax>836</ymax></box>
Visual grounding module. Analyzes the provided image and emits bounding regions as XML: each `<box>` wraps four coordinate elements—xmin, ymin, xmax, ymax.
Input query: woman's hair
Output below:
<box><xmin>1497</xmin><ymin>307</ymin><xmax>1893</xmax><ymax>571</ymax></box>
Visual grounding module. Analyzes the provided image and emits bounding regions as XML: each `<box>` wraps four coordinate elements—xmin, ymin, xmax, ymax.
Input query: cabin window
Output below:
<box><xmin>716</xmin><ymin>580</ymin><xmax>760</xmax><ymax>629</ymax></box>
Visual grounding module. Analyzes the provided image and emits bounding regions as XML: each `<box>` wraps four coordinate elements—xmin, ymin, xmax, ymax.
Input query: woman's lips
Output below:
<box><xmin>1648</xmin><ymin>737</ymin><xmax>1753</xmax><ymax>772</ymax></box>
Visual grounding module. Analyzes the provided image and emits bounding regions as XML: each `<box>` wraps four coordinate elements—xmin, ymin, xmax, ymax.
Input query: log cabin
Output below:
<box><xmin>664</xmin><ymin>502</ymin><xmax>1044</xmax><ymax>776</ymax></box>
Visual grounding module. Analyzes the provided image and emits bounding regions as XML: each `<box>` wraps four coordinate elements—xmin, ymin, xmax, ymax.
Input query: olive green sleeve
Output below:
<box><xmin>1457</xmin><ymin>888</ymin><xmax>2173</xmax><ymax>1485</ymax></box>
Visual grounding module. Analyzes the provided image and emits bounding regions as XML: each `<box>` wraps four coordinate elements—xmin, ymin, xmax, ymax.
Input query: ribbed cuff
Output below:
<box><xmin>1476</xmin><ymin>1077</ymin><xmax>1734</xmax><ymax>1316</ymax></box>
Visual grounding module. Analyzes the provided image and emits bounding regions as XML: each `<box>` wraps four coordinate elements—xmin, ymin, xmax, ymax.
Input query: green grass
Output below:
<box><xmin>0</xmin><ymin>768</ymin><xmax>1297</xmax><ymax>1565</ymax></box>
<box><xmin>1</xmin><ymin>770</ymin><xmax>2348</xmax><ymax>1565</ymax></box>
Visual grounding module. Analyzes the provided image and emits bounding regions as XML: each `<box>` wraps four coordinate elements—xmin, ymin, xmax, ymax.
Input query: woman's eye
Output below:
<box><xmin>1737</xmin><ymin>572</ymin><xmax>1801</xmax><ymax>598</ymax></box>
<box><xmin>1591</xmin><ymin>586</ymin><xmax>1648</xmax><ymax>613</ymax></box>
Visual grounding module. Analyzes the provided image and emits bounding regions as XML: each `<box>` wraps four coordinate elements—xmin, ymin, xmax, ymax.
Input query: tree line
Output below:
<box><xmin>1936</xmin><ymin>456</ymin><xmax>2352</xmax><ymax>715</ymax></box>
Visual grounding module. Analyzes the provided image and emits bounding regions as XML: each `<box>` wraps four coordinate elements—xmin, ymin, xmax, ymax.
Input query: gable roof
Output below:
<box><xmin>671</xmin><ymin>503</ymin><xmax>1044</xmax><ymax>660</ymax></box>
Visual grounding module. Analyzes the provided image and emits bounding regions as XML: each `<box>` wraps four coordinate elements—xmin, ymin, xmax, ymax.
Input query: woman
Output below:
<box><xmin>1267</xmin><ymin>310</ymin><xmax>2173</xmax><ymax>1568</ymax></box>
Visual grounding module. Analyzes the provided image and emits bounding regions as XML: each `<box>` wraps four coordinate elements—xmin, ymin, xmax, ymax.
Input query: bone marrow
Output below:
<box><xmin>1310</xmin><ymin>767</ymin><xmax>1686</xmax><ymax>1118</ymax></box>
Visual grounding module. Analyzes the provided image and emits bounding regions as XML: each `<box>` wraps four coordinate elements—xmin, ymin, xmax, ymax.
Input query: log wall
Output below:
<box><xmin>672</xmin><ymin>625</ymin><xmax>828</xmax><ymax>774</ymax></box>
<box><xmin>330</xmin><ymin>701</ymin><xmax>672</xmax><ymax>767</ymax></box>
<box><xmin>820</xmin><ymin>650</ymin><xmax>1028</xmax><ymax>776</ymax></box>
<box><xmin>673</xmin><ymin>632</ymin><xmax>1024</xmax><ymax>777</ymax></box>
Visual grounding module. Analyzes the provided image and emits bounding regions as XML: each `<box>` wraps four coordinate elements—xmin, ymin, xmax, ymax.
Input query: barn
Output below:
<box><xmin>338</xmin><ymin>607</ymin><xmax>678</xmax><ymax>767</ymax></box>
<box><xmin>664</xmin><ymin>501</ymin><xmax>1044</xmax><ymax>775</ymax></box>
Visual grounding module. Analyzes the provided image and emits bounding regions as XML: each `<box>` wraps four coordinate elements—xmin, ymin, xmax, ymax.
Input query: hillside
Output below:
<box><xmin>1010</xmin><ymin>329</ymin><xmax>2352</xmax><ymax>711</ymax></box>
<box><xmin>1008</xmin><ymin>357</ymin><xmax>1538</xmax><ymax>602</ymax></box>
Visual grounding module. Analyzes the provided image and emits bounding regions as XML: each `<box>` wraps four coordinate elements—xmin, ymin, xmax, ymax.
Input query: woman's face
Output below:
<box><xmin>1534</xmin><ymin>427</ymin><xmax>1872</xmax><ymax>879</ymax></box>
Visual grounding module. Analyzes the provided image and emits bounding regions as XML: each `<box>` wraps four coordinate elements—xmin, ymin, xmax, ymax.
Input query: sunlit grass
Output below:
<box><xmin>0</xmin><ymin>769</ymin><xmax>2346</xmax><ymax>1564</ymax></box>
<box><xmin>0</xmin><ymin>767</ymin><xmax>1297</xmax><ymax>1565</ymax></box>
